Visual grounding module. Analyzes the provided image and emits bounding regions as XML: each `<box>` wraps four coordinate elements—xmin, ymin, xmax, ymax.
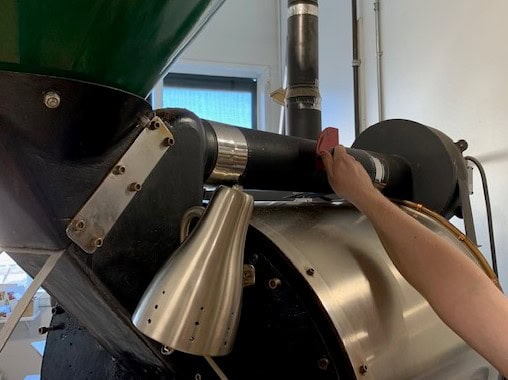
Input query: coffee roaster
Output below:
<box><xmin>0</xmin><ymin>1</ymin><xmax>500</xmax><ymax>379</ymax></box>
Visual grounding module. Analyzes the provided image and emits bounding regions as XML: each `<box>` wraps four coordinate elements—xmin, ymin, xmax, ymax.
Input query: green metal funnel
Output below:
<box><xmin>0</xmin><ymin>0</ymin><xmax>224</xmax><ymax>97</ymax></box>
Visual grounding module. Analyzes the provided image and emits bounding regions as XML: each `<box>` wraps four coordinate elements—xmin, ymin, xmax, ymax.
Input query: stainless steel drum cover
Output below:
<box><xmin>250</xmin><ymin>201</ymin><xmax>498</xmax><ymax>380</ymax></box>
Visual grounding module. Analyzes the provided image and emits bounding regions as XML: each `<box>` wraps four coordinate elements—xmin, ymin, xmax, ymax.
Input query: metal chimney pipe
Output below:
<box><xmin>285</xmin><ymin>0</ymin><xmax>322</xmax><ymax>140</ymax></box>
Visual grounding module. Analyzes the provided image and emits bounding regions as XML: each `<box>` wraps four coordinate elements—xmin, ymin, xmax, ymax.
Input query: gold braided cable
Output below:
<box><xmin>395</xmin><ymin>200</ymin><xmax>502</xmax><ymax>292</ymax></box>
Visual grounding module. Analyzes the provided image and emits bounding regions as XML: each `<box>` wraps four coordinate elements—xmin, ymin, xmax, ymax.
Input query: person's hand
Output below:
<box><xmin>320</xmin><ymin>145</ymin><xmax>378</xmax><ymax>207</ymax></box>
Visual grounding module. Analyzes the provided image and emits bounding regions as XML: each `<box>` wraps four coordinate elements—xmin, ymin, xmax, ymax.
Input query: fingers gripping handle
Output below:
<box><xmin>316</xmin><ymin>127</ymin><xmax>412</xmax><ymax>199</ymax></box>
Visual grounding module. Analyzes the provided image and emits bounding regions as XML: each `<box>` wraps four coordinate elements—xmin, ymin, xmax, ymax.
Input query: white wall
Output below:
<box><xmin>319</xmin><ymin>1</ymin><xmax>356</xmax><ymax>146</ymax></box>
<box><xmin>358</xmin><ymin>0</ymin><xmax>508</xmax><ymax>285</ymax></box>
<box><xmin>168</xmin><ymin>0</ymin><xmax>283</xmax><ymax>132</ymax></box>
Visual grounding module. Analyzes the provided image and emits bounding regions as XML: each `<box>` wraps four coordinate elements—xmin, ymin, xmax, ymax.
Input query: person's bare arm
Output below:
<box><xmin>321</xmin><ymin>145</ymin><xmax>508</xmax><ymax>376</ymax></box>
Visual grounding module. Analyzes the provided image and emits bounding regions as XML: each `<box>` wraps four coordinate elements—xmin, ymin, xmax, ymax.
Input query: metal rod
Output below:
<box><xmin>374</xmin><ymin>0</ymin><xmax>384</xmax><ymax>121</ymax></box>
<box><xmin>0</xmin><ymin>250</ymin><xmax>64</xmax><ymax>352</ymax></box>
<box><xmin>466</xmin><ymin>156</ymin><xmax>498</xmax><ymax>277</ymax></box>
<box><xmin>205</xmin><ymin>356</ymin><xmax>229</xmax><ymax>380</ymax></box>
<box><xmin>278</xmin><ymin>0</ymin><xmax>287</xmax><ymax>136</ymax></box>
<box><xmin>352</xmin><ymin>0</ymin><xmax>361</xmax><ymax>137</ymax></box>
<box><xmin>278</xmin><ymin>64</ymin><xmax>288</xmax><ymax>135</ymax></box>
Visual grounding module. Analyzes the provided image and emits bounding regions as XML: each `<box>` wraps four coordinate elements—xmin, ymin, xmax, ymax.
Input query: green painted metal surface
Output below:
<box><xmin>0</xmin><ymin>0</ymin><xmax>223</xmax><ymax>96</ymax></box>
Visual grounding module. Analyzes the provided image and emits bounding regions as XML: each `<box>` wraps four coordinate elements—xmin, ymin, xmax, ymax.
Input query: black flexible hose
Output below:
<box><xmin>465</xmin><ymin>156</ymin><xmax>498</xmax><ymax>277</ymax></box>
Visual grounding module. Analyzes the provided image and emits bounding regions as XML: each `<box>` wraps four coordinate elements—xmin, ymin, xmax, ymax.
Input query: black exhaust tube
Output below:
<box><xmin>203</xmin><ymin>120</ymin><xmax>412</xmax><ymax>200</ymax></box>
<box><xmin>285</xmin><ymin>0</ymin><xmax>321</xmax><ymax>140</ymax></box>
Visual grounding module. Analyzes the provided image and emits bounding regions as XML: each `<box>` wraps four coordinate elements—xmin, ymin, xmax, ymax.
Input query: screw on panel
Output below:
<box><xmin>317</xmin><ymin>357</ymin><xmax>330</xmax><ymax>371</ymax></box>
<box><xmin>91</xmin><ymin>237</ymin><xmax>103</xmax><ymax>248</ymax></box>
<box><xmin>150</xmin><ymin>120</ymin><xmax>161</xmax><ymax>130</ymax></box>
<box><xmin>43</xmin><ymin>91</ymin><xmax>61</xmax><ymax>109</ymax></box>
<box><xmin>163</xmin><ymin>137</ymin><xmax>175</xmax><ymax>147</ymax></box>
<box><xmin>71</xmin><ymin>219</ymin><xmax>86</xmax><ymax>232</ymax></box>
<box><xmin>113</xmin><ymin>165</ymin><xmax>126</xmax><ymax>175</ymax></box>
<box><xmin>306</xmin><ymin>268</ymin><xmax>315</xmax><ymax>276</ymax></box>
<box><xmin>129</xmin><ymin>182</ymin><xmax>142</xmax><ymax>192</ymax></box>
<box><xmin>160</xmin><ymin>346</ymin><xmax>174</xmax><ymax>356</ymax></box>
<box><xmin>359</xmin><ymin>364</ymin><xmax>368</xmax><ymax>375</ymax></box>
<box><xmin>268</xmin><ymin>278</ymin><xmax>281</xmax><ymax>290</ymax></box>
<box><xmin>39</xmin><ymin>323</ymin><xmax>65</xmax><ymax>335</ymax></box>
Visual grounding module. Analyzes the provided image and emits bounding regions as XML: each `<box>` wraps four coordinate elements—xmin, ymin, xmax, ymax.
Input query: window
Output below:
<box><xmin>0</xmin><ymin>252</ymin><xmax>30</xmax><ymax>288</ymax></box>
<box><xmin>162</xmin><ymin>73</ymin><xmax>257</xmax><ymax>129</ymax></box>
<box><xmin>0</xmin><ymin>252</ymin><xmax>48</xmax><ymax>320</ymax></box>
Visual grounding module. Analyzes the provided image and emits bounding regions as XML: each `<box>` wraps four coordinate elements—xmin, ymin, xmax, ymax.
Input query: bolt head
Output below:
<box><xmin>306</xmin><ymin>268</ymin><xmax>315</xmax><ymax>276</ymax></box>
<box><xmin>161</xmin><ymin>346</ymin><xmax>173</xmax><ymax>356</ymax></box>
<box><xmin>268</xmin><ymin>278</ymin><xmax>281</xmax><ymax>290</ymax></box>
<box><xmin>163</xmin><ymin>137</ymin><xmax>175</xmax><ymax>147</ymax></box>
<box><xmin>113</xmin><ymin>165</ymin><xmax>126</xmax><ymax>175</ymax></box>
<box><xmin>71</xmin><ymin>219</ymin><xmax>86</xmax><ymax>231</ymax></box>
<box><xmin>129</xmin><ymin>182</ymin><xmax>142</xmax><ymax>192</ymax></box>
<box><xmin>43</xmin><ymin>91</ymin><xmax>61</xmax><ymax>109</ymax></box>
<box><xmin>150</xmin><ymin>120</ymin><xmax>161</xmax><ymax>130</ymax></box>
<box><xmin>318</xmin><ymin>357</ymin><xmax>330</xmax><ymax>371</ymax></box>
<box><xmin>91</xmin><ymin>237</ymin><xmax>103</xmax><ymax>248</ymax></box>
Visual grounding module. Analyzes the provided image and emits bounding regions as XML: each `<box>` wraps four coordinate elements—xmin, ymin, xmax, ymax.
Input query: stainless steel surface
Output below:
<box><xmin>0</xmin><ymin>249</ymin><xmax>63</xmax><ymax>352</ymax></box>
<box><xmin>180</xmin><ymin>206</ymin><xmax>256</xmax><ymax>288</ymax></box>
<box><xmin>207</xmin><ymin>123</ymin><xmax>248</xmax><ymax>185</ymax></box>
<box><xmin>288</xmin><ymin>3</ymin><xmax>318</xmax><ymax>17</ymax></box>
<box><xmin>179</xmin><ymin>206</ymin><xmax>205</xmax><ymax>243</ymax></box>
<box><xmin>132</xmin><ymin>186</ymin><xmax>254</xmax><ymax>356</ymax></box>
<box><xmin>66</xmin><ymin>116</ymin><xmax>174</xmax><ymax>253</ymax></box>
<box><xmin>251</xmin><ymin>202</ymin><xmax>497</xmax><ymax>380</ymax></box>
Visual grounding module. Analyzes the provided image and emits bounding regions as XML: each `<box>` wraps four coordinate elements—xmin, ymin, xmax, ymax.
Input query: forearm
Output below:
<box><xmin>352</xmin><ymin>190</ymin><xmax>464</xmax><ymax>294</ymax></box>
<box><xmin>321</xmin><ymin>145</ymin><xmax>508</xmax><ymax>374</ymax></box>
<box><xmin>354</xmin><ymin>190</ymin><xmax>490</xmax><ymax>301</ymax></box>
<box><xmin>353</xmin><ymin>190</ymin><xmax>508</xmax><ymax>375</ymax></box>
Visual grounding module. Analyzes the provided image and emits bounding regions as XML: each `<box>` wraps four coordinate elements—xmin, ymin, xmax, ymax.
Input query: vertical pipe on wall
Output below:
<box><xmin>277</xmin><ymin>0</ymin><xmax>287</xmax><ymax>135</ymax></box>
<box><xmin>374</xmin><ymin>0</ymin><xmax>384</xmax><ymax>121</ymax></box>
<box><xmin>285</xmin><ymin>0</ymin><xmax>322</xmax><ymax>140</ymax></box>
<box><xmin>352</xmin><ymin>0</ymin><xmax>361</xmax><ymax>137</ymax></box>
<box><xmin>278</xmin><ymin>65</ymin><xmax>288</xmax><ymax>135</ymax></box>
